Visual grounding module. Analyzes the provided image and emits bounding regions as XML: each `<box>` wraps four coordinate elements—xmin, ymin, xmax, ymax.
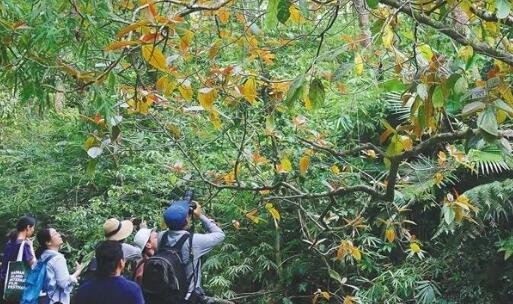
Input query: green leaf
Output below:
<box><xmin>265</xmin><ymin>0</ymin><xmax>279</xmax><ymax>29</ymax></box>
<box><xmin>496</xmin><ymin>0</ymin><xmax>512</xmax><ymax>19</ymax></box>
<box><xmin>86</xmin><ymin>159</ymin><xmax>97</xmax><ymax>177</ymax></box>
<box><xmin>494</xmin><ymin>99</ymin><xmax>513</xmax><ymax>115</ymax></box>
<box><xmin>382</xmin><ymin>79</ymin><xmax>406</xmax><ymax>92</ymax></box>
<box><xmin>328</xmin><ymin>269</ymin><xmax>342</xmax><ymax>283</ymax></box>
<box><xmin>366</xmin><ymin>0</ymin><xmax>379</xmax><ymax>9</ymax></box>
<box><xmin>309</xmin><ymin>78</ymin><xmax>325</xmax><ymax>109</ymax></box>
<box><xmin>443</xmin><ymin>204</ymin><xmax>455</xmax><ymax>225</ymax></box>
<box><xmin>284</xmin><ymin>74</ymin><xmax>305</xmax><ymax>109</ymax></box>
<box><xmin>432</xmin><ymin>85</ymin><xmax>444</xmax><ymax>108</ymax></box>
<box><xmin>454</xmin><ymin>77</ymin><xmax>468</xmax><ymax>95</ymax></box>
<box><xmin>462</xmin><ymin>101</ymin><xmax>485</xmax><ymax>116</ymax></box>
<box><xmin>277</xmin><ymin>0</ymin><xmax>291</xmax><ymax>24</ymax></box>
<box><xmin>386</xmin><ymin>134</ymin><xmax>403</xmax><ymax>156</ymax></box>
<box><xmin>477</xmin><ymin>106</ymin><xmax>499</xmax><ymax>136</ymax></box>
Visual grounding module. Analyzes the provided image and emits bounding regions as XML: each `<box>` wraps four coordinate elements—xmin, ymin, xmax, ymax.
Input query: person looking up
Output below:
<box><xmin>132</xmin><ymin>227</ymin><xmax>158</xmax><ymax>285</ymax></box>
<box><xmin>159</xmin><ymin>201</ymin><xmax>225</xmax><ymax>303</ymax></box>
<box><xmin>36</xmin><ymin>228</ymin><xmax>84</xmax><ymax>304</ymax></box>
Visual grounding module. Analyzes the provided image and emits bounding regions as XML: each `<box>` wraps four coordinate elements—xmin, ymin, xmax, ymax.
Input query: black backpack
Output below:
<box><xmin>141</xmin><ymin>232</ymin><xmax>190</xmax><ymax>304</ymax></box>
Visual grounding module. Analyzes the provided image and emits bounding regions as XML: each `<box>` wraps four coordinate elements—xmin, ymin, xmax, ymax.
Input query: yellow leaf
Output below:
<box><xmin>156</xmin><ymin>77</ymin><xmax>176</xmax><ymax>96</ymax></box>
<box><xmin>386</xmin><ymin>228</ymin><xmax>395</xmax><ymax>243</ymax></box>
<box><xmin>116</xmin><ymin>21</ymin><xmax>150</xmax><ymax>38</ymax></box>
<box><xmin>138</xmin><ymin>95</ymin><xmax>156</xmax><ymax>115</ymax></box>
<box><xmin>434</xmin><ymin>172</ymin><xmax>444</xmax><ymax>186</ymax></box>
<box><xmin>382</xmin><ymin>25</ymin><xmax>394</xmax><ymax>49</ymax></box>
<box><xmin>320</xmin><ymin>291</ymin><xmax>330</xmax><ymax>300</ymax></box>
<box><xmin>331</xmin><ymin>164</ymin><xmax>340</xmax><ymax>175</ymax></box>
<box><xmin>224</xmin><ymin>170</ymin><xmax>236</xmax><ymax>184</ymax></box>
<box><xmin>289</xmin><ymin>5</ymin><xmax>302</xmax><ymax>23</ymax></box>
<box><xmin>240</xmin><ymin>77</ymin><xmax>257</xmax><ymax>105</ymax></box>
<box><xmin>141</xmin><ymin>45</ymin><xmax>168</xmax><ymax>73</ymax></box>
<box><xmin>208</xmin><ymin>40</ymin><xmax>221</xmax><ymax>59</ymax></box>
<box><xmin>198</xmin><ymin>87</ymin><xmax>217</xmax><ymax>110</ymax></box>
<box><xmin>180</xmin><ymin>29</ymin><xmax>194</xmax><ymax>53</ymax></box>
<box><xmin>354</xmin><ymin>53</ymin><xmax>364</xmax><ymax>76</ymax></box>
<box><xmin>210</xmin><ymin>110</ymin><xmax>222</xmax><ymax>129</ymax></box>
<box><xmin>438</xmin><ymin>151</ymin><xmax>447</xmax><ymax>167</ymax></box>
<box><xmin>280</xmin><ymin>157</ymin><xmax>292</xmax><ymax>172</ymax></box>
<box><xmin>178</xmin><ymin>80</ymin><xmax>193</xmax><ymax>102</ymax></box>
<box><xmin>84</xmin><ymin>137</ymin><xmax>96</xmax><ymax>150</ymax></box>
<box><xmin>265</xmin><ymin>202</ymin><xmax>281</xmax><ymax>221</ymax></box>
<box><xmin>400</xmin><ymin>136</ymin><xmax>413</xmax><ymax>151</ymax></box>
<box><xmin>498</xmin><ymin>109</ymin><xmax>507</xmax><ymax>123</ymax></box>
<box><xmin>299</xmin><ymin>155</ymin><xmax>310</xmax><ymax>175</ymax></box>
<box><xmin>245</xmin><ymin>209</ymin><xmax>260</xmax><ymax>224</ymax></box>
<box><xmin>498</xmin><ymin>83</ymin><xmax>513</xmax><ymax>104</ymax></box>
<box><xmin>454</xmin><ymin>205</ymin><xmax>464</xmax><ymax>222</ymax></box>
<box><xmin>304</xmin><ymin>95</ymin><xmax>313</xmax><ymax>110</ymax></box>
<box><xmin>417</xmin><ymin>44</ymin><xmax>433</xmax><ymax>61</ymax></box>
<box><xmin>362</xmin><ymin>149</ymin><xmax>377</xmax><ymax>158</ymax></box>
<box><xmin>104</xmin><ymin>40</ymin><xmax>139</xmax><ymax>51</ymax></box>
<box><xmin>343</xmin><ymin>296</ymin><xmax>354</xmax><ymax>304</ymax></box>
<box><xmin>336</xmin><ymin>241</ymin><xmax>347</xmax><ymax>260</ymax></box>
<box><xmin>217</xmin><ymin>7</ymin><xmax>230</xmax><ymax>23</ymax></box>
<box><xmin>350</xmin><ymin>247</ymin><xmax>362</xmax><ymax>261</ymax></box>
<box><xmin>410</xmin><ymin>242</ymin><xmax>421</xmax><ymax>253</ymax></box>
<box><xmin>458</xmin><ymin>45</ymin><xmax>473</xmax><ymax>61</ymax></box>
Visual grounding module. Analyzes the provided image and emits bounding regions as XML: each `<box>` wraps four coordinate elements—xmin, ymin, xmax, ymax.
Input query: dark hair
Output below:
<box><xmin>35</xmin><ymin>229</ymin><xmax>52</xmax><ymax>258</ymax></box>
<box><xmin>8</xmin><ymin>216</ymin><xmax>36</xmax><ymax>241</ymax></box>
<box><xmin>96</xmin><ymin>241</ymin><xmax>123</xmax><ymax>277</ymax></box>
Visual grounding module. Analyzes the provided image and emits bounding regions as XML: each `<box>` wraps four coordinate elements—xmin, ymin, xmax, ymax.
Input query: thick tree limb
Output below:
<box><xmin>299</xmin><ymin>137</ymin><xmax>385</xmax><ymax>158</ymax></box>
<box><xmin>470</xmin><ymin>5</ymin><xmax>513</xmax><ymax>27</ymax></box>
<box><xmin>380</xmin><ymin>0</ymin><xmax>513</xmax><ymax>66</ymax></box>
<box><xmin>265</xmin><ymin>185</ymin><xmax>386</xmax><ymax>201</ymax></box>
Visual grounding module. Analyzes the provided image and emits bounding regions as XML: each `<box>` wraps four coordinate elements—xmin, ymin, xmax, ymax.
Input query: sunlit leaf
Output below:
<box><xmin>354</xmin><ymin>53</ymin><xmax>364</xmax><ymax>76</ymax></box>
<box><xmin>265</xmin><ymin>202</ymin><xmax>281</xmax><ymax>221</ymax></box>
<box><xmin>141</xmin><ymin>45</ymin><xmax>168</xmax><ymax>72</ymax></box>
<box><xmin>299</xmin><ymin>155</ymin><xmax>310</xmax><ymax>174</ymax></box>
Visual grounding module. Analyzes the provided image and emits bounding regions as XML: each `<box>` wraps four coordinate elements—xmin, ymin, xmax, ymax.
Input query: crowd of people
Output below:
<box><xmin>0</xmin><ymin>198</ymin><xmax>225</xmax><ymax>304</ymax></box>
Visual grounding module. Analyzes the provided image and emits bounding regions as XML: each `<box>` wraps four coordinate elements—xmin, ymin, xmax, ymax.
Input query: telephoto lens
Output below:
<box><xmin>184</xmin><ymin>190</ymin><xmax>193</xmax><ymax>203</ymax></box>
<box><xmin>184</xmin><ymin>190</ymin><xmax>196</xmax><ymax>214</ymax></box>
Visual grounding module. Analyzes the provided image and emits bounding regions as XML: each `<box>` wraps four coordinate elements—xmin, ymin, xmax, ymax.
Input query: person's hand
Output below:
<box><xmin>74</xmin><ymin>262</ymin><xmax>85</xmax><ymax>275</ymax></box>
<box><xmin>192</xmin><ymin>201</ymin><xmax>202</xmax><ymax>218</ymax></box>
<box><xmin>139</xmin><ymin>220</ymin><xmax>148</xmax><ymax>229</ymax></box>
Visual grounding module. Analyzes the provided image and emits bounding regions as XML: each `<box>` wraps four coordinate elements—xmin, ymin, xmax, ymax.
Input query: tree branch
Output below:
<box><xmin>380</xmin><ymin>0</ymin><xmax>513</xmax><ymax>66</ymax></box>
<box><xmin>299</xmin><ymin>137</ymin><xmax>385</xmax><ymax>158</ymax></box>
<box><xmin>470</xmin><ymin>5</ymin><xmax>513</xmax><ymax>27</ymax></box>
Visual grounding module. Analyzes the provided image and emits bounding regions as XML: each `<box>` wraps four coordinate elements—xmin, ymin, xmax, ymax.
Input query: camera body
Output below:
<box><xmin>184</xmin><ymin>190</ymin><xmax>197</xmax><ymax>215</ymax></box>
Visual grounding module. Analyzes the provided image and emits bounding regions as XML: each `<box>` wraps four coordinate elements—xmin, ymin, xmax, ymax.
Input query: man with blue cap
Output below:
<box><xmin>159</xmin><ymin>199</ymin><xmax>225</xmax><ymax>303</ymax></box>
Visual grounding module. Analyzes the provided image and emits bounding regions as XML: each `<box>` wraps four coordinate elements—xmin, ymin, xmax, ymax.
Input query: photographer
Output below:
<box><xmin>159</xmin><ymin>199</ymin><xmax>225</xmax><ymax>304</ymax></box>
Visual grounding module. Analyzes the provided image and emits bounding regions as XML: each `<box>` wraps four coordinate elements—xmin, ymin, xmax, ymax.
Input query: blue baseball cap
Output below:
<box><xmin>163</xmin><ymin>200</ymin><xmax>190</xmax><ymax>230</ymax></box>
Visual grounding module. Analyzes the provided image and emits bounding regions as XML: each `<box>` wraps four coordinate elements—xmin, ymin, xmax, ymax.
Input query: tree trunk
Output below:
<box><xmin>353</xmin><ymin>0</ymin><xmax>371</xmax><ymax>47</ymax></box>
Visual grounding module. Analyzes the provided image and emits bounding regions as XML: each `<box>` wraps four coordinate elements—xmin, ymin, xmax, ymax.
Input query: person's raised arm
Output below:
<box><xmin>192</xmin><ymin>202</ymin><xmax>225</xmax><ymax>256</ymax></box>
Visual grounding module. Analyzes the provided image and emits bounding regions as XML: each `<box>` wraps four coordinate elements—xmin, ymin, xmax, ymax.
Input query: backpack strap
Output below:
<box><xmin>16</xmin><ymin>240</ymin><xmax>26</xmax><ymax>261</ymax></box>
<box><xmin>171</xmin><ymin>234</ymin><xmax>190</xmax><ymax>252</ymax></box>
<box><xmin>158</xmin><ymin>231</ymin><xmax>170</xmax><ymax>253</ymax></box>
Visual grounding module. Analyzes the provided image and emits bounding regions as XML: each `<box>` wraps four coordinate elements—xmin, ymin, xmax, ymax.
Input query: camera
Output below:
<box><xmin>184</xmin><ymin>190</ymin><xmax>196</xmax><ymax>214</ymax></box>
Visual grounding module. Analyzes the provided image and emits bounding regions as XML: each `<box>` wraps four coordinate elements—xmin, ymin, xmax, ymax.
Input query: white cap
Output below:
<box><xmin>133</xmin><ymin>228</ymin><xmax>154</xmax><ymax>250</ymax></box>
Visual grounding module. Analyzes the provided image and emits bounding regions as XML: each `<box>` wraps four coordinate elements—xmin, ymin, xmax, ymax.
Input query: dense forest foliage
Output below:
<box><xmin>1</xmin><ymin>0</ymin><xmax>513</xmax><ymax>303</ymax></box>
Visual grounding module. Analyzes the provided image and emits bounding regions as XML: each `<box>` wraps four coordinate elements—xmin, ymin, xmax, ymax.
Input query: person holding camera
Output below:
<box><xmin>154</xmin><ymin>199</ymin><xmax>225</xmax><ymax>304</ymax></box>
